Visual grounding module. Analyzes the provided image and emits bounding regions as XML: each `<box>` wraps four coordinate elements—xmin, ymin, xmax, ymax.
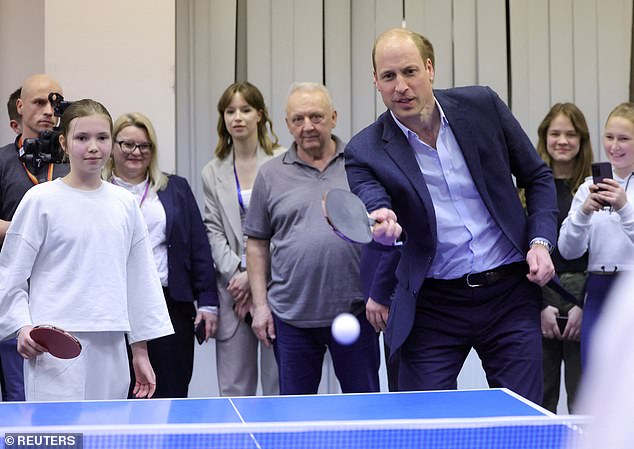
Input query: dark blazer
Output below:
<box><xmin>360</xmin><ymin>245</ymin><xmax>401</xmax><ymax>306</ymax></box>
<box><xmin>157</xmin><ymin>174</ymin><xmax>219</xmax><ymax>308</ymax></box>
<box><xmin>345</xmin><ymin>86</ymin><xmax>557</xmax><ymax>356</ymax></box>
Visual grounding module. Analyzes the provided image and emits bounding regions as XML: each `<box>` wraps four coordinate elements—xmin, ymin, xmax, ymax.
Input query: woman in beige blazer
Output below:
<box><xmin>202</xmin><ymin>82</ymin><xmax>283</xmax><ymax>396</ymax></box>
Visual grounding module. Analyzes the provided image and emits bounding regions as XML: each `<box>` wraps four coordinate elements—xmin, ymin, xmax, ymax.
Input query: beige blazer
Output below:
<box><xmin>201</xmin><ymin>146</ymin><xmax>285</xmax><ymax>340</ymax></box>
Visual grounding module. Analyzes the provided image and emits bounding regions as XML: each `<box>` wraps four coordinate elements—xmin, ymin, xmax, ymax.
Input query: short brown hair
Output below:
<box><xmin>372</xmin><ymin>28</ymin><xmax>435</xmax><ymax>72</ymax></box>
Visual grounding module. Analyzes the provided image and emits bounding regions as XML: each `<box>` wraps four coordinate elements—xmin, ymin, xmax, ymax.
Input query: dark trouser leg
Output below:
<box><xmin>147</xmin><ymin>291</ymin><xmax>196</xmax><ymax>398</ymax></box>
<box><xmin>0</xmin><ymin>338</ymin><xmax>25</xmax><ymax>401</ymax></box>
<box><xmin>384</xmin><ymin>338</ymin><xmax>400</xmax><ymax>392</ymax></box>
<box><xmin>329</xmin><ymin>311</ymin><xmax>380</xmax><ymax>393</ymax></box>
<box><xmin>272</xmin><ymin>315</ymin><xmax>325</xmax><ymax>395</ymax></box>
<box><xmin>399</xmin><ymin>274</ymin><xmax>542</xmax><ymax>404</ymax></box>
<box><xmin>541</xmin><ymin>337</ymin><xmax>563</xmax><ymax>413</ymax></box>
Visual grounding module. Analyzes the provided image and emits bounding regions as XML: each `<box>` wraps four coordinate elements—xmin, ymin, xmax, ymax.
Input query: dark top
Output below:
<box><xmin>552</xmin><ymin>179</ymin><xmax>588</xmax><ymax>273</ymax></box>
<box><xmin>157</xmin><ymin>174</ymin><xmax>219</xmax><ymax>307</ymax></box>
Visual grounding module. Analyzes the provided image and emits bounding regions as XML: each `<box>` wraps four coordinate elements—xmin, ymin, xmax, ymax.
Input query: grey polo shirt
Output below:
<box><xmin>244</xmin><ymin>136</ymin><xmax>363</xmax><ymax>327</ymax></box>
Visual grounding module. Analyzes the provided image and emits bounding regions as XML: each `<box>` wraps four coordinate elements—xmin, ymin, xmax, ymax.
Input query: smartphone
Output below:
<box><xmin>232</xmin><ymin>303</ymin><xmax>254</xmax><ymax>326</ymax></box>
<box><xmin>195</xmin><ymin>320</ymin><xmax>206</xmax><ymax>345</ymax></box>
<box><xmin>556</xmin><ymin>315</ymin><xmax>568</xmax><ymax>335</ymax></box>
<box><xmin>592</xmin><ymin>162</ymin><xmax>613</xmax><ymax>186</ymax></box>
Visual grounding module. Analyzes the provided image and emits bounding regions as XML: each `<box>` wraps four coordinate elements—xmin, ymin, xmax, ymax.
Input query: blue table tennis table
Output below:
<box><xmin>0</xmin><ymin>388</ymin><xmax>586</xmax><ymax>448</ymax></box>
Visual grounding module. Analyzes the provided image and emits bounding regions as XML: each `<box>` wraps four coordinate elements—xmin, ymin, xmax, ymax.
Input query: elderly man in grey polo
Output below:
<box><xmin>245</xmin><ymin>82</ymin><xmax>380</xmax><ymax>395</ymax></box>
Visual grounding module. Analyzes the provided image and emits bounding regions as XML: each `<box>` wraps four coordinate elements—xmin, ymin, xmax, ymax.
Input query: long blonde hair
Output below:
<box><xmin>104</xmin><ymin>112</ymin><xmax>168</xmax><ymax>192</ymax></box>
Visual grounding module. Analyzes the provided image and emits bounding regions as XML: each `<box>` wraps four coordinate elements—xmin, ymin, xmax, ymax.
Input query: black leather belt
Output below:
<box><xmin>427</xmin><ymin>262</ymin><xmax>528</xmax><ymax>288</ymax></box>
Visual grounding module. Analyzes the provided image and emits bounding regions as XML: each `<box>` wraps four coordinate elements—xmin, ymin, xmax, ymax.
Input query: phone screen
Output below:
<box><xmin>592</xmin><ymin>162</ymin><xmax>613</xmax><ymax>186</ymax></box>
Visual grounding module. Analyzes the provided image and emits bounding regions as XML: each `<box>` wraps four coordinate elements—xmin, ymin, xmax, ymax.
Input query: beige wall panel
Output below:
<box><xmin>246</xmin><ymin>0</ymin><xmax>273</xmax><ymax>113</ymax></box>
<box><xmin>453</xmin><ymin>0</ymin><xmax>478</xmax><ymax>87</ymax></box>
<box><xmin>525</xmin><ymin>0</ymin><xmax>550</xmax><ymax>143</ymax></box>
<box><xmin>0</xmin><ymin>0</ymin><xmax>45</xmax><ymax>146</ymax></box>
<box><xmin>325</xmin><ymin>0</ymin><xmax>353</xmax><ymax>141</ymax></box>
<box><xmin>270</xmin><ymin>0</ymin><xmax>295</xmax><ymax>146</ymax></box>
<box><xmin>573</xmin><ymin>0</ymin><xmax>601</xmax><ymax>158</ymax></box>
<box><xmin>420</xmin><ymin>0</ymin><xmax>454</xmax><ymax>89</ymax></box>
<box><xmin>176</xmin><ymin>0</ymin><xmax>236</xmax><ymax>203</ymax></box>
<box><xmin>509</xmin><ymin>0</ymin><xmax>530</xmax><ymax>128</ymax></box>
<box><xmin>549</xmin><ymin>0</ymin><xmax>575</xmax><ymax>103</ymax></box>
<box><xmin>597</xmin><ymin>0</ymin><xmax>632</xmax><ymax>161</ymax></box>
<box><xmin>374</xmin><ymin>0</ymin><xmax>407</xmax><ymax>116</ymax></box>
<box><xmin>351</xmin><ymin>0</ymin><xmax>379</xmax><ymax>132</ymax></box>
<box><xmin>269</xmin><ymin>0</ymin><xmax>325</xmax><ymax>146</ymax></box>
<box><xmin>405</xmin><ymin>0</ymin><xmax>426</xmax><ymax>33</ymax></box>
<box><xmin>476</xmin><ymin>0</ymin><xmax>508</xmax><ymax>101</ymax></box>
<box><xmin>46</xmin><ymin>0</ymin><xmax>176</xmax><ymax>173</ymax></box>
<box><xmin>292</xmin><ymin>0</ymin><xmax>324</xmax><ymax>83</ymax></box>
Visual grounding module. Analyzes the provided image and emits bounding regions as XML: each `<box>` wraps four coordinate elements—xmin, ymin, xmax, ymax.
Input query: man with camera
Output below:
<box><xmin>0</xmin><ymin>74</ymin><xmax>69</xmax><ymax>242</ymax></box>
<box><xmin>0</xmin><ymin>74</ymin><xmax>69</xmax><ymax>401</ymax></box>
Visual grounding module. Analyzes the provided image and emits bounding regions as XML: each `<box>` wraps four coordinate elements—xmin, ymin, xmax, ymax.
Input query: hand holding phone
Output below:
<box><xmin>556</xmin><ymin>315</ymin><xmax>568</xmax><ymax>335</ymax></box>
<box><xmin>592</xmin><ymin>162</ymin><xmax>613</xmax><ymax>187</ymax></box>
<box><xmin>195</xmin><ymin>320</ymin><xmax>206</xmax><ymax>345</ymax></box>
<box><xmin>591</xmin><ymin>162</ymin><xmax>613</xmax><ymax>208</ymax></box>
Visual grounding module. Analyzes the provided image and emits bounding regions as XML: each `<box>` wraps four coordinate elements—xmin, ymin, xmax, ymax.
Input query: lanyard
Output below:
<box><xmin>111</xmin><ymin>177</ymin><xmax>150</xmax><ymax>208</ymax></box>
<box><xmin>18</xmin><ymin>136</ymin><xmax>54</xmax><ymax>185</ymax></box>
<box><xmin>233</xmin><ymin>163</ymin><xmax>245</xmax><ymax>212</ymax></box>
<box><xmin>22</xmin><ymin>162</ymin><xmax>54</xmax><ymax>185</ymax></box>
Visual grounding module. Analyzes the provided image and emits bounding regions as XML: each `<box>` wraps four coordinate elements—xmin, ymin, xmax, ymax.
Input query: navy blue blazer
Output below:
<box><xmin>157</xmin><ymin>175</ymin><xmax>219</xmax><ymax>308</ymax></box>
<box><xmin>345</xmin><ymin>86</ymin><xmax>557</xmax><ymax>356</ymax></box>
<box><xmin>360</xmin><ymin>245</ymin><xmax>401</xmax><ymax>306</ymax></box>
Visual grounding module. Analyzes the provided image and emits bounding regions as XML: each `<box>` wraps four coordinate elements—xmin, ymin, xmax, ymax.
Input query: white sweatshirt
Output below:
<box><xmin>0</xmin><ymin>179</ymin><xmax>173</xmax><ymax>344</ymax></box>
<box><xmin>558</xmin><ymin>174</ymin><xmax>634</xmax><ymax>272</ymax></box>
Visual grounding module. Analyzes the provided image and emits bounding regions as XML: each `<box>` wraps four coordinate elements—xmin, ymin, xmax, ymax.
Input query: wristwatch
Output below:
<box><xmin>529</xmin><ymin>237</ymin><xmax>554</xmax><ymax>253</ymax></box>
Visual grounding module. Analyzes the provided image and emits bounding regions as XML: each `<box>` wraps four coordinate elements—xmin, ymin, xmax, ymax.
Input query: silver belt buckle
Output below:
<box><xmin>466</xmin><ymin>273</ymin><xmax>484</xmax><ymax>288</ymax></box>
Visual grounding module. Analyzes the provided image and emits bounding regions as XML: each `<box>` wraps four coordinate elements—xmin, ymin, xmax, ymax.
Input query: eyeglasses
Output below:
<box><xmin>116</xmin><ymin>140</ymin><xmax>152</xmax><ymax>154</ymax></box>
<box><xmin>289</xmin><ymin>113</ymin><xmax>326</xmax><ymax>127</ymax></box>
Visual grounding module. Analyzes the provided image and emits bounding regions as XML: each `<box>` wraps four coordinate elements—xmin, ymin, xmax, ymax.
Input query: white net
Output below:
<box><xmin>3</xmin><ymin>415</ymin><xmax>591</xmax><ymax>449</ymax></box>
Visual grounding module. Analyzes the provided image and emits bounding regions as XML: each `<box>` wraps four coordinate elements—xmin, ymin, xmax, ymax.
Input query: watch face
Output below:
<box><xmin>531</xmin><ymin>239</ymin><xmax>552</xmax><ymax>252</ymax></box>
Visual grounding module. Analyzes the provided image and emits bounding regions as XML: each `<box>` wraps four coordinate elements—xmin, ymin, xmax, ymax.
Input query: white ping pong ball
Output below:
<box><xmin>331</xmin><ymin>313</ymin><xmax>360</xmax><ymax>345</ymax></box>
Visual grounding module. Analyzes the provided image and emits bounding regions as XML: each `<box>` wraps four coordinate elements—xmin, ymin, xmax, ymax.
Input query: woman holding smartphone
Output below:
<box><xmin>559</xmin><ymin>102</ymin><xmax>634</xmax><ymax>366</ymax></box>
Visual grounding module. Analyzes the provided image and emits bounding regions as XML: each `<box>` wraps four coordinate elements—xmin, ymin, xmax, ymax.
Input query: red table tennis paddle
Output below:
<box><xmin>30</xmin><ymin>325</ymin><xmax>82</xmax><ymax>359</ymax></box>
<box><xmin>323</xmin><ymin>189</ymin><xmax>376</xmax><ymax>244</ymax></box>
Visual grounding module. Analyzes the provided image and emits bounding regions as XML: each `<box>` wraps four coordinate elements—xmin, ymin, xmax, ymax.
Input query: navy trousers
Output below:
<box><xmin>580</xmin><ymin>273</ymin><xmax>619</xmax><ymax>367</ymax></box>
<box><xmin>398</xmin><ymin>272</ymin><xmax>543</xmax><ymax>404</ymax></box>
<box><xmin>273</xmin><ymin>312</ymin><xmax>380</xmax><ymax>395</ymax></box>
<box><xmin>0</xmin><ymin>338</ymin><xmax>25</xmax><ymax>401</ymax></box>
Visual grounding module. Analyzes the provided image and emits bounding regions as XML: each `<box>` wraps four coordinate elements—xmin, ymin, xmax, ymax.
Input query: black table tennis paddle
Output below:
<box><xmin>322</xmin><ymin>188</ymin><xmax>375</xmax><ymax>244</ymax></box>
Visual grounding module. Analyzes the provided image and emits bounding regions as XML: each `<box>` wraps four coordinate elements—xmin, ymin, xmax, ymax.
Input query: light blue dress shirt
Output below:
<box><xmin>390</xmin><ymin>103</ymin><xmax>523</xmax><ymax>279</ymax></box>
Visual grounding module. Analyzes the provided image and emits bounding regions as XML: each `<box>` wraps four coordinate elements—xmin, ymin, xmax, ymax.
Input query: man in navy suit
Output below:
<box><xmin>345</xmin><ymin>28</ymin><xmax>558</xmax><ymax>404</ymax></box>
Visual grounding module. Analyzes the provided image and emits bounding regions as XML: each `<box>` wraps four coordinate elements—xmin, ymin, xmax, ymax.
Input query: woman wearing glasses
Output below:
<box><xmin>202</xmin><ymin>81</ymin><xmax>284</xmax><ymax>396</ymax></box>
<box><xmin>104</xmin><ymin>112</ymin><xmax>219</xmax><ymax>398</ymax></box>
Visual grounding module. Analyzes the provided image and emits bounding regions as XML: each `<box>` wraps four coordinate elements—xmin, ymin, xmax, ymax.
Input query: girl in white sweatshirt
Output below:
<box><xmin>558</xmin><ymin>102</ymin><xmax>634</xmax><ymax>366</ymax></box>
<box><xmin>0</xmin><ymin>99</ymin><xmax>173</xmax><ymax>400</ymax></box>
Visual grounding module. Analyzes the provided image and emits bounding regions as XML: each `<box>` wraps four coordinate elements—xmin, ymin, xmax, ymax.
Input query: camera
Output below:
<box><xmin>19</xmin><ymin>93</ymin><xmax>73</xmax><ymax>167</ymax></box>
